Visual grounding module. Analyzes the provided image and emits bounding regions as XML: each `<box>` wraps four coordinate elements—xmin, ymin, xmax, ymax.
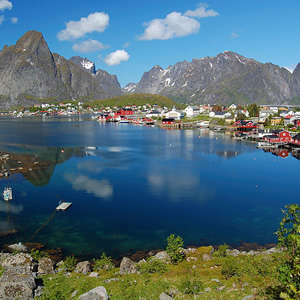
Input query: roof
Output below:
<box><xmin>292</xmin><ymin>133</ymin><xmax>300</xmax><ymax>140</ymax></box>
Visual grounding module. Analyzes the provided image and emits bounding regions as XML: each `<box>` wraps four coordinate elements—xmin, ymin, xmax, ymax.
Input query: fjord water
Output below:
<box><xmin>0</xmin><ymin>116</ymin><xmax>298</xmax><ymax>258</ymax></box>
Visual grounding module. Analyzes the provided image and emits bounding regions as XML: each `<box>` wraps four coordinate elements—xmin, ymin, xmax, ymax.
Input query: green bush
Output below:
<box><xmin>179</xmin><ymin>277</ymin><xmax>203</xmax><ymax>295</ymax></box>
<box><xmin>213</xmin><ymin>243</ymin><xmax>229</xmax><ymax>258</ymax></box>
<box><xmin>137</xmin><ymin>257</ymin><xmax>167</xmax><ymax>274</ymax></box>
<box><xmin>63</xmin><ymin>256</ymin><xmax>77</xmax><ymax>271</ymax></box>
<box><xmin>166</xmin><ymin>234</ymin><xmax>185</xmax><ymax>264</ymax></box>
<box><xmin>93</xmin><ymin>252</ymin><xmax>114</xmax><ymax>271</ymax></box>
<box><xmin>30</xmin><ymin>249</ymin><xmax>48</xmax><ymax>261</ymax></box>
<box><xmin>275</xmin><ymin>203</ymin><xmax>300</xmax><ymax>299</ymax></box>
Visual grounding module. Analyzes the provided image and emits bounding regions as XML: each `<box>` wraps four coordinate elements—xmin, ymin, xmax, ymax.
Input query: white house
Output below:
<box><xmin>228</xmin><ymin>104</ymin><xmax>237</xmax><ymax>110</ymax></box>
<box><xmin>166</xmin><ymin>108</ymin><xmax>184</xmax><ymax>120</ymax></box>
<box><xmin>183</xmin><ymin>106</ymin><xmax>200</xmax><ymax>118</ymax></box>
<box><xmin>209</xmin><ymin>111</ymin><xmax>230</xmax><ymax>119</ymax></box>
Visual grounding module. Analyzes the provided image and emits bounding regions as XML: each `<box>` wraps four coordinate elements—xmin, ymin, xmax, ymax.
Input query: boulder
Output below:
<box><xmin>74</xmin><ymin>261</ymin><xmax>92</xmax><ymax>274</ymax></box>
<box><xmin>159</xmin><ymin>292</ymin><xmax>173</xmax><ymax>300</ymax></box>
<box><xmin>154</xmin><ymin>251</ymin><xmax>170</xmax><ymax>262</ymax></box>
<box><xmin>0</xmin><ymin>281</ymin><xmax>35</xmax><ymax>300</ymax></box>
<box><xmin>38</xmin><ymin>257</ymin><xmax>55</xmax><ymax>275</ymax></box>
<box><xmin>203</xmin><ymin>254</ymin><xmax>212</xmax><ymax>261</ymax></box>
<box><xmin>8</xmin><ymin>243</ymin><xmax>28</xmax><ymax>253</ymax></box>
<box><xmin>226</xmin><ymin>249</ymin><xmax>240</xmax><ymax>257</ymax></box>
<box><xmin>119</xmin><ymin>257</ymin><xmax>137</xmax><ymax>275</ymax></box>
<box><xmin>79</xmin><ymin>286</ymin><xmax>109</xmax><ymax>300</ymax></box>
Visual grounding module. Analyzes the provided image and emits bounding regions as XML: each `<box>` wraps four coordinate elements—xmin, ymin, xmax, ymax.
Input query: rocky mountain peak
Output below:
<box><xmin>69</xmin><ymin>56</ymin><xmax>96</xmax><ymax>74</ymax></box>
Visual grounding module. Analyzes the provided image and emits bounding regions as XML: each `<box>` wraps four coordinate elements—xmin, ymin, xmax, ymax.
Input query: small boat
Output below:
<box><xmin>3</xmin><ymin>187</ymin><xmax>12</xmax><ymax>201</ymax></box>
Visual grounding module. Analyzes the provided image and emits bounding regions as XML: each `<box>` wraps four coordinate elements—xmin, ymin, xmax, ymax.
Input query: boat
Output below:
<box><xmin>3</xmin><ymin>187</ymin><xmax>12</xmax><ymax>201</ymax></box>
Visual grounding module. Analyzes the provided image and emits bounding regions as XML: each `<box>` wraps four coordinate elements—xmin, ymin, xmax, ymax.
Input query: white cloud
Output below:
<box><xmin>104</xmin><ymin>49</ymin><xmax>130</xmax><ymax>66</ymax></box>
<box><xmin>0</xmin><ymin>15</ymin><xmax>4</xmax><ymax>25</ymax></box>
<box><xmin>57</xmin><ymin>12</ymin><xmax>109</xmax><ymax>41</ymax></box>
<box><xmin>139</xmin><ymin>11</ymin><xmax>200</xmax><ymax>41</ymax></box>
<box><xmin>184</xmin><ymin>3</ymin><xmax>219</xmax><ymax>18</ymax></box>
<box><xmin>0</xmin><ymin>0</ymin><xmax>12</xmax><ymax>11</ymax></box>
<box><xmin>72</xmin><ymin>39</ymin><xmax>108</xmax><ymax>53</ymax></box>
<box><xmin>65</xmin><ymin>173</ymin><xmax>113</xmax><ymax>200</ymax></box>
<box><xmin>11</xmin><ymin>16</ymin><xmax>18</xmax><ymax>24</ymax></box>
<box><xmin>231</xmin><ymin>32</ymin><xmax>239</xmax><ymax>39</ymax></box>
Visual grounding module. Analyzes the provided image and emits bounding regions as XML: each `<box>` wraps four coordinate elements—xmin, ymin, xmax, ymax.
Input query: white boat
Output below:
<box><xmin>3</xmin><ymin>187</ymin><xmax>12</xmax><ymax>201</ymax></box>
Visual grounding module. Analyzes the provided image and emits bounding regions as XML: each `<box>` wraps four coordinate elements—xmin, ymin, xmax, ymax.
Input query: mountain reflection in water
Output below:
<box><xmin>0</xmin><ymin>119</ymin><xmax>298</xmax><ymax>258</ymax></box>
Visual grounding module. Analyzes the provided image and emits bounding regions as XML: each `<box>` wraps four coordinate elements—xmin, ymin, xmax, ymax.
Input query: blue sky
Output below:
<box><xmin>0</xmin><ymin>0</ymin><xmax>299</xmax><ymax>87</ymax></box>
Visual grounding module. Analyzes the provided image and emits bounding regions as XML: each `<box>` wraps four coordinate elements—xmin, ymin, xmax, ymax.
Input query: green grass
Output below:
<box><xmin>84</xmin><ymin>93</ymin><xmax>184</xmax><ymax>109</ymax></box>
<box><xmin>37</xmin><ymin>246</ymin><xmax>284</xmax><ymax>299</ymax></box>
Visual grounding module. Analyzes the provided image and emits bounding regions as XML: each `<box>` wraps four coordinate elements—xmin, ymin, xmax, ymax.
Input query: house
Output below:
<box><xmin>228</xmin><ymin>104</ymin><xmax>237</xmax><ymax>110</ymax></box>
<box><xmin>166</xmin><ymin>108</ymin><xmax>184</xmax><ymax>120</ymax></box>
<box><xmin>209</xmin><ymin>111</ymin><xmax>229</xmax><ymax>119</ymax></box>
<box><xmin>199</xmin><ymin>105</ymin><xmax>212</xmax><ymax>113</ymax></box>
<box><xmin>146</xmin><ymin>110</ymin><xmax>162</xmax><ymax>118</ymax></box>
<box><xmin>259</xmin><ymin>109</ymin><xmax>274</xmax><ymax>118</ymax></box>
<box><xmin>162</xmin><ymin>118</ymin><xmax>175</xmax><ymax>125</ymax></box>
<box><xmin>263</xmin><ymin>130</ymin><xmax>291</xmax><ymax>143</ymax></box>
<box><xmin>183</xmin><ymin>106</ymin><xmax>200</xmax><ymax>118</ymax></box>
<box><xmin>271</xmin><ymin>117</ymin><xmax>282</xmax><ymax>125</ymax></box>
<box><xmin>284</xmin><ymin>115</ymin><xmax>293</xmax><ymax>126</ymax></box>
<box><xmin>290</xmin><ymin>133</ymin><xmax>300</xmax><ymax>146</ymax></box>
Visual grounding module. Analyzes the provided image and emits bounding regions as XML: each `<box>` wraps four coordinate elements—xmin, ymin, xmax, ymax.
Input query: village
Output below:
<box><xmin>2</xmin><ymin>101</ymin><xmax>300</xmax><ymax>159</ymax></box>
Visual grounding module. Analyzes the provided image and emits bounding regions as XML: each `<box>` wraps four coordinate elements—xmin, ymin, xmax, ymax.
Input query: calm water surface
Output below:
<box><xmin>0</xmin><ymin>116</ymin><xmax>299</xmax><ymax>258</ymax></box>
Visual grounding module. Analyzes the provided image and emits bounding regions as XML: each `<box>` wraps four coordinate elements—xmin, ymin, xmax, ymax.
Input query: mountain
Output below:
<box><xmin>69</xmin><ymin>56</ymin><xmax>96</xmax><ymax>74</ymax></box>
<box><xmin>122</xmin><ymin>83</ymin><xmax>137</xmax><ymax>93</ymax></box>
<box><xmin>0</xmin><ymin>31</ymin><xmax>122</xmax><ymax>109</ymax></box>
<box><xmin>131</xmin><ymin>51</ymin><xmax>300</xmax><ymax>105</ymax></box>
<box><xmin>69</xmin><ymin>56</ymin><xmax>121</xmax><ymax>97</ymax></box>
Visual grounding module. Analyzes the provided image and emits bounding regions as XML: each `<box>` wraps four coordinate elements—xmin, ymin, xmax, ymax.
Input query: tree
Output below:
<box><xmin>212</xmin><ymin>105</ymin><xmax>222</xmax><ymax>112</ymax></box>
<box><xmin>166</xmin><ymin>234</ymin><xmax>185</xmax><ymax>264</ymax></box>
<box><xmin>276</xmin><ymin>204</ymin><xmax>300</xmax><ymax>299</ymax></box>
<box><xmin>247</xmin><ymin>103</ymin><xmax>259</xmax><ymax>117</ymax></box>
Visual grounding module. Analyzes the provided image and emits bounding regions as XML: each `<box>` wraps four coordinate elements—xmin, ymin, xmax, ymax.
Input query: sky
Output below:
<box><xmin>0</xmin><ymin>0</ymin><xmax>299</xmax><ymax>87</ymax></box>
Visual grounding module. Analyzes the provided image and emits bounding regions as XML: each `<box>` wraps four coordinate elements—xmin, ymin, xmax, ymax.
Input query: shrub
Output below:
<box><xmin>275</xmin><ymin>203</ymin><xmax>300</xmax><ymax>299</ymax></box>
<box><xmin>221</xmin><ymin>256</ymin><xmax>241</xmax><ymax>279</ymax></box>
<box><xmin>31</xmin><ymin>249</ymin><xmax>48</xmax><ymax>261</ymax></box>
<box><xmin>179</xmin><ymin>277</ymin><xmax>203</xmax><ymax>295</ymax></box>
<box><xmin>166</xmin><ymin>234</ymin><xmax>185</xmax><ymax>264</ymax></box>
<box><xmin>137</xmin><ymin>257</ymin><xmax>167</xmax><ymax>274</ymax></box>
<box><xmin>213</xmin><ymin>243</ymin><xmax>229</xmax><ymax>258</ymax></box>
<box><xmin>63</xmin><ymin>256</ymin><xmax>77</xmax><ymax>271</ymax></box>
<box><xmin>93</xmin><ymin>252</ymin><xmax>114</xmax><ymax>271</ymax></box>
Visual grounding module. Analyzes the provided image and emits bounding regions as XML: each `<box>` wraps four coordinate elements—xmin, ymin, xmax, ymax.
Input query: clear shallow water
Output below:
<box><xmin>0</xmin><ymin>116</ymin><xmax>299</xmax><ymax>258</ymax></box>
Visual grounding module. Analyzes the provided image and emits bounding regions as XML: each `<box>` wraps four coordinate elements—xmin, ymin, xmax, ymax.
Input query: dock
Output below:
<box><xmin>56</xmin><ymin>202</ymin><xmax>72</xmax><ymax>211</ymax></box>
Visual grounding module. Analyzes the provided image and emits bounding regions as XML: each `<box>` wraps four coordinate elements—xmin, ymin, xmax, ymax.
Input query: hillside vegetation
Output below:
<box><xmin>84</xmin><ymin>94</ymin><xmax>184</xmax><ymax>109</ymax></box>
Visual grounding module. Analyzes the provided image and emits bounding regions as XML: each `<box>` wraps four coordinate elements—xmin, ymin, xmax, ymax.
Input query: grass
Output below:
<box><xmin>83</xmin><ymin>93</ymin><xmax>184</xmax><ymax>109</ymax></box>
<box><xmin>37</xmin><ymin>246</ymin><xmax>284</xmax><ymax>299</ymax></box>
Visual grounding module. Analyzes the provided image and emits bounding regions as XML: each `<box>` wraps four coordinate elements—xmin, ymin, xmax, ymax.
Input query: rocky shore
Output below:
<box><xmin>0</xmin><ymin>242</ymin><xmax>283</xmax><ymax>299</ymax></box>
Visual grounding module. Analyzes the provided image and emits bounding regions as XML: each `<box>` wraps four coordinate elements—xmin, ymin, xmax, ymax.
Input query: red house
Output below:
<box><xmin>264</xmin><ymin>130</ymin><xmax>291</xmax><ymax>143</ymax></box>
<box><xmin>162</xmin><ymin>118</ymin><xmax>175</xmax><ymax>125</ymax></box>
<box><xmin>290</xmin><ymin>133</ymin><xmax>300</xmax><ymax>146</ymax></box>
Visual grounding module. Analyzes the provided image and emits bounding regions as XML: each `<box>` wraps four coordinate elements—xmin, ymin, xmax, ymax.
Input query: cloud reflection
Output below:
<box><xmin>64</xmin><ymin>173</ymin><xmax>113</xmax><ymax>200</ymax></box>
<box><xmin>0</xmin><ymin>201</ymin><xmax>23</xmax><ymax>214</ymax></box>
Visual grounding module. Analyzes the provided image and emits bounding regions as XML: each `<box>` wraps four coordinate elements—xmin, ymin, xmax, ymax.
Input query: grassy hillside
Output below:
<box><xmin>84</xmin><ymin>93</ymin><xmax>184</xmax><ymax>109</ymax></box>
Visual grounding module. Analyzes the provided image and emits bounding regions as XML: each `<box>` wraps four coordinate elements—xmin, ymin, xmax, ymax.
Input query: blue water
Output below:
<box><xmin>0</xmin><ymin>116</ymin><xmax>299</xmax><ymax>257</ymax></box>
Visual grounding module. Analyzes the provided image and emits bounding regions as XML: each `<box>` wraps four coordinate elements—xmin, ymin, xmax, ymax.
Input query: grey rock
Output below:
<box><xmin>8</xmin><ymin>243</ymin><xmax>28</xmax><ymax>253</ymax></box>
<box><xmin>187</xmin><ymin>257</ymin><xmax>197</xmax><ymax>262</ymax></box>
<box><xmin>71</xmin><ymin>290</ymin><xmax>79</xmax><ymax>297</ymax></box>
<box><xmin>74</xmin><ymin>261</ymin><xmax>92</xmax><ymax>274</ymax></box>
<box><xmin>154</xmin><ymin>251</ymin><xmax>170</xmax><ymax>262</ymax></box>
<box><xmin>205</xmin><ymin>288</ymin><xmax>212</xmax><ymax>292</ymax></box>
<box><xmin>103</xmin><ymin>278</ymin><xmax>119</xmax><ymax>284</ymax></box>
<box><xmin>79</xmin><ymin>286</ymin><xmax>109</xmax><ymax>300</ymax></box>
<box><xmin>226</xmin><ymin>249</ymin><xmax>240</xmax><ymax>256</ymax></box>
<box><xmin>216</xmin><ymin>285</ymin><xmax>226</xmax><ymax>291</ymax></box>
<box><xmin>89</xmin><ymin>272</ymin><xmax>99</xmax><ymax>278</ymax></box>
<box><xmin>119</xmin><ymin>257</ymin><xmax>137</xmax><ymax>275</ymax></box>
<box><xmin>159</xmin><ymin>292</ymin><xmax>173</xmax><ymax>300</ymax></box>
<box><xmin>34</xmin><ymin>286</ymin><xmax>44</xmax><ymax>298</ymax></box>
<box><xmin>242</xmin><ymin>296</ymin><xmax>254</xmax><ymax>300</ymax></box>
<box><xmin>203</xmin><ymin>254</ymin><xmax>212</xmax><ymax>261</ymax></box>
<box><xmin>38</xmin><ymin>257</ymin><xmax>55</xmax><ymax>275</ymax></box>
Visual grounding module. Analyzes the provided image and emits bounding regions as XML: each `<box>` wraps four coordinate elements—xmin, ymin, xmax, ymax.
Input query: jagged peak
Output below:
<box><xmin>15</xmin><ymin>30</ymin><xmax>46</xmax><ymax>50</ymax></box>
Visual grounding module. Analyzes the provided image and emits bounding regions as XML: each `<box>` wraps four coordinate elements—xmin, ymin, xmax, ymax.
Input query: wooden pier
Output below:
<box><xmin>56</xmin><ymin>202</ymin><xmax>72</xmax><ymax>211</ymax></box>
